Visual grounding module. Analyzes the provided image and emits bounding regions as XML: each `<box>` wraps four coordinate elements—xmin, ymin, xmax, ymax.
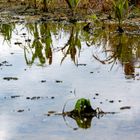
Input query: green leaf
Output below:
<box><xmin>74</xmin><ymin>98</ymin><xmax>93</xmax><ymax>113</ymax></box>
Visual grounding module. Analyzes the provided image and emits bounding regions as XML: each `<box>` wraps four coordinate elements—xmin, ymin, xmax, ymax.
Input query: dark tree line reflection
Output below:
<box><xmin>0</xmin><ymin>22</ymin><xmax>140</xmax><ymax>78</ymax></box>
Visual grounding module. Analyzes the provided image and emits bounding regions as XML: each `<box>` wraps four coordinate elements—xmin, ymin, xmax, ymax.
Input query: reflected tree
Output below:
<box><xmin>40</xmin><ymin>23</ymin><xmax>53</xmax><ymax>65</ymax></box>
<box><xmin>61</xmin><ymin>24</ymin><xmax>81</xmax><ymax>65</ymax></box>
<box><xmin>24</xmin><ymin>23</ymin><xmax>53</xmax><ymax>66</ymax></box>
<box><xmin>107</xmin><ymin>33</ymin><xmax>137</xmax><ymax>78</ymax></box>
<box><xmin>92</xmin><ymin>31</ymin><xmax>140</xmax><ymax>79</ymax></box>
<box><xmin>0</xmin><ymin>24</ymin><xmax>15</xmax><ymax>42</ymax></box>
<box><xmin>0</xmin><ymin>22</ymin><xmax>140</xmax><ymax>79</ymax></box>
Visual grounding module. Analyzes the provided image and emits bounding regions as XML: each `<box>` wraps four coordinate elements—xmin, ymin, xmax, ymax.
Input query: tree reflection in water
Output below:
<box><xmin>0</xmin><ymin>23</ymin><xmax>15</xmax><ymax>42</ymax></box>
<box><xmin>92</xmin><ymin>31</ymin><xmax>140</xmax><ymax>79</ymax></box>
<box><xmin>24</xmin><ymin>23</ymin><xmax>53</xmax><ymax>66</ymax></box>
<box><xmin>60</xmin><ymin>24</ymin><xmax>81</xmax><ymax>65</ymax></box>
<box><xmin>0</xmin><ymin>22</ymin><xmax>140</xmax><ymax>78</ymax></box>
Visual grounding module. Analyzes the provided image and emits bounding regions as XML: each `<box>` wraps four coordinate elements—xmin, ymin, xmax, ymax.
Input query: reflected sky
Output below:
<box><xmin>0</xmin><ymin>22</ymin><xmax>140</xmax><ymax>140</ymax></box>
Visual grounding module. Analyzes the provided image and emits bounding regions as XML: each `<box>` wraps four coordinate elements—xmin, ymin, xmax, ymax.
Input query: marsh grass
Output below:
<box><xmin>65</xmin><ymin>0</ymin><xmax>81</xmax><ymax>15</ymax></box>
<box><xmin>4</xmin><ymin>0</ymin><xmax>138</xmax><ymax>19</ymax></box>
<box><xmin>111</xmin><ymin>0</ymin><xmax>129</xmax><ymax>32</ymax></box>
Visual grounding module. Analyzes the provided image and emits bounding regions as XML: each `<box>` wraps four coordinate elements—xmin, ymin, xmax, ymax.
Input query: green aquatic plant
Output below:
<box><xmin>48</xmin><ymin>98</ymin><xmax>116</xmax><ymax>129</ymax></box>
<box><xmin>65</xmin><ymin>0</ymin><xmax>81</xmax><ymax>15</ymax></box>
<box><xmin>112</xmin><ymin>0</ymin><xmax>129</xmax><ymax>32</ymax></box>
<box><xmin>0</xmin><ymin>24</ymin><xmax>15</xmax><ymax>42</ymax></box>
<box><xmin>62</xmin><ymin>98</ymin><xmax>96</xmax><ymax>129</ymax></box>
<box><xmin>63</xmin><ymin>98</ymin><xmax>105</xmax><ymax>129</ymax></box>
<box><xmin>71</xmin><ymin>98</ymin><xmax>94</xmax><ymax>129</ymax></box>
<box><xmin>65</xmin><ymin>0</ymin><xmax>81</xmax><ymax>9</ymax></box>
<box><xmin>74</xmin><ymin>98</ymin><xmax>94</xmax><ymax>114</ymax></box>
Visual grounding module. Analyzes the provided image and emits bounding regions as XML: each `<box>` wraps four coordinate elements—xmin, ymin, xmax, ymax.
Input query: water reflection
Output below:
<box><xmin>24</xmin><ymin>23</ymin><xmax>53</xmax><ymax>65</ymax></box>
<box><xmin>92</xmin><ymin>32</ymin><xmax>140</xmax><ymax>79</ymax></box>
<box><xmin>0</xmin><ymin>22</ymin><xmax>140</xmax><ymax>78</ymax></box>
<box><xmin>60</xmin><ymin>24</ymin><xmax>81</xmax><ymax>65</ymax></box>
<box><xmin>0</xmin><ymin>24</ymin><xmax>15</xmax><ymax>42</ymax></box>
<box><xmin>65</xmin><ymin>112</ymin><xmax>103</xmax><ymax>129</ymax></box>
<box><xmin>64</xmin><ymin>113</ymin><xmax>94</xmax><ymax>129</ymax></box>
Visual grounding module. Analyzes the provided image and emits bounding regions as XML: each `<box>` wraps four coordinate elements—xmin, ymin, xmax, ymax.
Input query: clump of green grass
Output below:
<box><xmin>65</xmin><ymin>0</ymin><xmax>81</xmax><ymax>15</ymax></box>
<box><xmin>74</xmin><ymin>98</ymin><xmax>94</xmax><ymax>114</ymax></box>
<box><xmin>111</xmin><ymin>0</ymin><xmax>129</xmax><ymax>32</ymax></box>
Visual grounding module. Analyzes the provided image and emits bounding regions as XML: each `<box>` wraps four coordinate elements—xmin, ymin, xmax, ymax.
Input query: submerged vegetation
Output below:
<box><xmin>112</xmin><ymin>0</ymin><xmax>129</xmax><ymax>32</ymax></box>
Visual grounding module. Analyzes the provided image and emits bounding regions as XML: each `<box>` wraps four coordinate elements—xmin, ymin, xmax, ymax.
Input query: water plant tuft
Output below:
<box><xmin>112</xmin><ymin>0</ymin><xmax>129</xmax><ymax>32</ymax></box>
<box><xmin>73</xmin><ymin>98</ymin><xmax>94</xmax><ymax>114</ymax></box>
<box><xmin>65</xmin><ymin>0</ymin><xmax>81</xmax><ymax>15</ymax></box>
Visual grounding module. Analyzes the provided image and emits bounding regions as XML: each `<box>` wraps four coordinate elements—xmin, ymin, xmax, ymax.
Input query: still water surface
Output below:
<box><xmin>0</xmin><ymin>22</ymin><xmax>140</xmax><ymax>140</ymax></box>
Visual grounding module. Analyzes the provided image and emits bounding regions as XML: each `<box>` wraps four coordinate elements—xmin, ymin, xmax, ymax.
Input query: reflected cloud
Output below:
<box><xmin>0</xmin><ymin>131</ymin><xmax>7</xmax><ymax>140</ymax></box>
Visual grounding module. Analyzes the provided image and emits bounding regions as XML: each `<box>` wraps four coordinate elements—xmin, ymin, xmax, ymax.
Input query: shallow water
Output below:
<box><xmin>0</xmin><ymin>22</ymin><xmax>140</xmax><ymax>140</ymax></box>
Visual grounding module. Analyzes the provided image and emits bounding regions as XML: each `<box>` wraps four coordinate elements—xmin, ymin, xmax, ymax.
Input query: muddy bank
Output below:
<box><xmin>0</xmin><ymin>0</ymin><xmax>140</xmax><ymax>26</ymax></box>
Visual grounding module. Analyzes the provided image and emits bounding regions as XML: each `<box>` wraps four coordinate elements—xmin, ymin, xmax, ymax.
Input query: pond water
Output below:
<box><xmin>0</xmin><ymin>22</ymin><xmax>140</xmax><ymax>140</ymax></box>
